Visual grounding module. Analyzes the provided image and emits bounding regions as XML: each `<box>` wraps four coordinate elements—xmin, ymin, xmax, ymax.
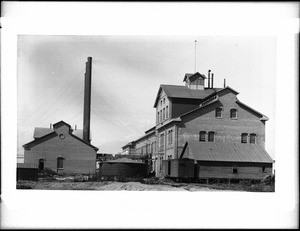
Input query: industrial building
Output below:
<box><xmin>122</xmin><ymin>71</ymin><xmax>274</xmax><ymax>180</ymax></box>
<box><xmin>22</xmin><ymin>57</ymin><xmax>99</xmax><ymax>175</ymax></box>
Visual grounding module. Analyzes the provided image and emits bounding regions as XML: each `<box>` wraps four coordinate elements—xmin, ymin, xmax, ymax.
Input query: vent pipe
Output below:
<box><xmin>50</xmin><ymin>123</ymin><xmax>52</xmax><ymax>129</ymax></box>
<box><xmin>75</xmin><ymin>125</ymin><xmax>77</xmax><ymax>130</ymax></box>
<box><xmin>224</xmin><ymin>78</ymin><xmax>226</xmax><ymax>88</ymax></box>
<box><xmin>83</xmin><ymin>57</ymin><xmax>92</xmax><ymax>143</ymax></box>
<box><xmin>211</xmin><ymin>73</ymin><xmax>214</xmax><ymax>89</ymax></box>
<box><xmin>208</xmin><ymin>70</ymin><xmax>211</xmax><ymax>89</ymax></box>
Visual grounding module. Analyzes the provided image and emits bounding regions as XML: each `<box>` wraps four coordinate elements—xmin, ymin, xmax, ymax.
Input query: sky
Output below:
<box><xmin>17</xmin><ymin>35</ymin><xmax>276</xmax><ymax>158</ymax></box>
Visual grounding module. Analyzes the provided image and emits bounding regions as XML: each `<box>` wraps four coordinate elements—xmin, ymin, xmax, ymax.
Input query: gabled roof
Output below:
<box><xmin>236</xmin><ymin>100</ymin><xmax>269</xmax><ymax>121</ymax></box>
<box><xmin>154</xmin><ymin>84</ymin><xmax>218</xmax><ymax>107</ymax></box>
<box><xmin>23</xmin><ymin>121</ymin><xmax>98</xmax><ymax>151</ymax></box>
<box><xmin>34</xmin><ymin>127</ymin><xmax>84</xmax><ymax>139</ymax></box>
<box><xmin>184</xmin><ymin>141</ymin><xmax>274</xmax><ymax>163</ymax></box>
<box><xmin>33</xmin><ymin>127</ymin><xmax>54</xmax><ymax>139</ymax></box>
<box><xmin>183</xmin><ymin>72</ymin><xmax>206</xmax><ymax>82</ymax></box>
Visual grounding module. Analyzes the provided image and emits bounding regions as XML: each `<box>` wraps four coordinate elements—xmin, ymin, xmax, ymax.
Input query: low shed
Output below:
<box><xmin>99</xmin><ymin>158</ymin><xmax>147</xmax><ymax>178</ymax></box>
<box><xmin>186</xmin><ymin>141</ymin><xmax>274</xmax><ymax>180</ymax></box>
<box><xmin>17</xmin><ymin>163</ymin><xmax>38</xmax><ymax>181</ymax></box>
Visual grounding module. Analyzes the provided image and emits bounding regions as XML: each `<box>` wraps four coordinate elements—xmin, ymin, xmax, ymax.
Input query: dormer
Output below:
<box><xmin>183</xmin><ymin>72</ymin><xmax>206</xmax><ymax>90</ymax></box>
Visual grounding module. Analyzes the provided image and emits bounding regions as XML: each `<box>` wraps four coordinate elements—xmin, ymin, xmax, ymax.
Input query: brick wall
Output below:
<box><xmin>178</xmin><ymin>90</ymin><xmax>266</xmax><ymax>150</ymax></box>
<box><xmin>24</xmin><ymin>128</ymin><xmax>97</xmax><ymax>175</ymax></box>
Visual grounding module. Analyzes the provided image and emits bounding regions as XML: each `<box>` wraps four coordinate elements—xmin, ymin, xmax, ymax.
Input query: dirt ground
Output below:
<box><xmin>16</xmin><ymin>180</ymin><xmax>225</xmax><ymax>191</ymax></box>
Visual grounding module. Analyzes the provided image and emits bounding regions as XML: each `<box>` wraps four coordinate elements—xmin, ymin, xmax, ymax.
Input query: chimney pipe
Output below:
<box><xmin>50</xmin><ymin>123</ymin><xmax>52</xmax><ymax>129</ymax></box>
<box><xmin>208</xmin><ymin>70</ymin><xmax>211</xmax><ymax>89</ymax></box>
<box><xmin>83</xmin><ymin>57</ymin><xmax>92</xmax><ymax>143</ymax></box>
<box><xmin>75</xmin><ymin>125</ymin><xmax>77</xmax><ymax>130</ymax></box>
<box><xmin>211</xmin><ymin>73</ymin><xmax>214</xmax><ymax>89</ymax></box>
<box><xmin>224</xmin><ymin>78</ymin><xmax>226</xmax><ymax>88</ymax></box>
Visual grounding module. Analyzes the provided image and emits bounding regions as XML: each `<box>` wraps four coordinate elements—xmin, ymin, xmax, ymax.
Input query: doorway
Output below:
<box><xmin>38</xmin><ymin>158</ymin><xmax>45</xmax><ymax>171</ymax></box>
<box><xmin>168</xmin><ymin>161</ymin><xmax>171</xmax><ymax>176</ymax></box>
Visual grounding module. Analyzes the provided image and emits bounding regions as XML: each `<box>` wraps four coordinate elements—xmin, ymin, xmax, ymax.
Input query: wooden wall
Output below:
<box><xmin>196</xmin><ymin>161</ymin><xmax>273</xmax><ymax>180</ymax></box>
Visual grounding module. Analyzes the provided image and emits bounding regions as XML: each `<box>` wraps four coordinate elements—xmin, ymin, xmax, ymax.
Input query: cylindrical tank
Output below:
<box><xmin>99</xmin><ymin>158</ymin><xmax>147</xmax><ymax>177</ymax></box>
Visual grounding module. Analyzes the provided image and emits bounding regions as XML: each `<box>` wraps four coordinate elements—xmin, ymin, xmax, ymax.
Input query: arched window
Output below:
<box><xmin>241</xmin><ymin>133</ymin><xmax>248</xmax><ymax>143</ymax></box>
<box><xmin>163</xmin><ymin>98</ymin><xmax>165</xmax><ymax>104</ymax></box>
<box><xmin>208</xmin><ymin>132</ymin><xmax>215</xmax><ymax>142</ymax></box>
<box><xmin>230</xmin><ymin>109</ymin><xmax>237</xmax><ymax>119</ymax></box>
<box><xmin>215</xmin><ymin>107</ymin><xmax>222</xmax><ymax>118</ymax></box>
<box><xmin>160</xmin><ymin>110</ymin><xmax>162</xmax><ymax>122</ymax></box>
<box><xmin>199</xmin><ymin>131</ymin><xmax>206</xmax><ymax>142</ymax></box>
<box><xmin>163</xmin><ymin>108</ymin><xmax>165</xmax><ymax>120</ymax></box>
<box><xmin>250</xmin><ymin>133</ymin><xmax>256</xmax><ymax>143</ymax></box>
<box><xmin>38</xmin><ymin>158</ymin><xmax>45</xmax><ymax>171</ymax></box>
<box><xmin>57</xmin><ymin>157</ymin><xmax>64</xmax><ymax>170</ymax></box>
<box><xmin>157</xmin><ymin>112</ymin><xmax>160</xmax><ymax>123</ymax></box>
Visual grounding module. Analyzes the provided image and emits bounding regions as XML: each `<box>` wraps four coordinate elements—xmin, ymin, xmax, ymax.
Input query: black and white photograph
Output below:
<box><xmin>1</xmin><ymin>2</ymin><xmax>298</xmax><ymax>229</ymax></box>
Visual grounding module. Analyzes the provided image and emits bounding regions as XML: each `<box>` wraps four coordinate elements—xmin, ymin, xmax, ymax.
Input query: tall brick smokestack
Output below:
<box><xmin>83</xmin><ymin>57</ymin><xmax>92</xmax><ymax>143</ymax></box>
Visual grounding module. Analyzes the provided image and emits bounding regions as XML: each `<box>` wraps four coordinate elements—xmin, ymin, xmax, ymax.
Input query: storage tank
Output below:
<box><xmin>99</xmin><ymin>157</ymin><xmax>147</xmax><ymax>177</ymax></box>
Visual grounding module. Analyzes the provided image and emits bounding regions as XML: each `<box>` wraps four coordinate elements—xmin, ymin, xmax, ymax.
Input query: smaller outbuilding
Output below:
<box><xmin>17</xmin><ymin>163</ymin><xmax>38</xmax><ymax>181</ymax></box>
<box><xmin>23</xmin><ymin>121</ymin><xmax>99</xmax><ymax>175</ymax></box>
<box><xmin>98</xmin><ymin>157</ymin><xmax>147</xmax><ymax>178</ymax></box>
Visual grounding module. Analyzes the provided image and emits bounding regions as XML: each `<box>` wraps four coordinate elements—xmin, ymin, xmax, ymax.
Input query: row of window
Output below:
<box><xmin>160</xmin><ymin>98</ymin><xmax>166</xmax><ymax>106</ymax></box>
<box><xmin>157</xmin><ymin>106</ymin><xmax>169</xmax><ymax>123</ymax></box>
<box><xmin>215</xmin><ymin>108</ymin><xmax>237</xmax><ymax>119</ymax></box>
<box><xmin>136</xmin><ymin>141</ymin><xmax>157</xmax><ymax>155</ymax></box>
<box><xmin>241</xmin><ymin>133</ymin><xmax>257</xmax><ymax>144</ymax></box>
<box><xmin>199</xmin><ymin>131</ymin><xmax>215</xmax><ymax>142</ymax></box>
<box><xmin>199</xmin><ymin>131</ymin><xmax>257</xmax><ymax>143</ymax></box>
<box><xmin>38</xmin><ymin>158</ymin><xmax>64</xmax><ymax>172</ymax></box>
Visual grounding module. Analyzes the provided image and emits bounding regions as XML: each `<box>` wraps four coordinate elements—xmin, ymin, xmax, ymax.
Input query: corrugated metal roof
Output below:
<box><xmin>161</xmin><ymin>85</ymin><xmax>217</xmax><ymax>99</ymax></box>
<box><xmin>17</xmin><ymin>163</ymin><xmax>38</xmax><ymax>169</ymax></box>
<box><xmin>34</xmin><ymin>127</ymin><xmax>84</xmax><ymax>139</ymax></box>
<box><xmin>106</xmin><ymin>157</ymin><xmax>145</xmax><ymax>164</ymax></box>
<box><xmin>186</xmin><ymin>141</ymin><xmax>274</xmax><ymax>163</ymax></box>
<box><xmin>33</xmin><ymin>127</ymin><xmax>54</xmax><ymax>138</ymax></box>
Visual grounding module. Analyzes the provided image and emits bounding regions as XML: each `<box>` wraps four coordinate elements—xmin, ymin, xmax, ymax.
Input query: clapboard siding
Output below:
<box><xmin>197</xmin><ymin>165</ymin><xmax>272</xmax><ymax>179</ymax></box>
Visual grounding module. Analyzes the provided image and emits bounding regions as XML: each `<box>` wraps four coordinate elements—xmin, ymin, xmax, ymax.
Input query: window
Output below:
<box><xmin>241</xmin><ymin>133</ymin><xmax>248</xmax><ymax>143</ymax></box>
<box><xmin>160</xmin><ymin>100</ymin><xmax>162</xmax><ymax>106</ymax></box>
<box><xmin>159</xmin><ymin>133</ymin><xmax>165</xmax><ymax>151</ymax></box>
<box><xmin>57</xmin><ymin>157</ymin><xmax>64</xmax><ymax>170</ymax></box>
<box><xmin>163</xmin><ymin>108</ymin><xmax>165</xmax><ymax>120</ymax></box>
<box><xmin>168</xmin><ymin>130</ymin><xmax>173</xmax><ymax>144</ymax></box>
<box><xmin>163</xmin><ymin>98</ymin><xmax>165</xmax><ymax>104</ymax></box>
<box><xmin>208</xmin><ymin>132</ymin><xmax>215</xmax><ymax>142</ymax></box>
<box><xmin>160</xmin><ymin>110</ymin><xmax>162</xmax><ymax>122</ymax></box>
<box><xmin>157</xmin><ymin>112</ymin><xmax>160</xmax><ymax>123</ymax></box>
<box><xmin>250</xmin><ymin>133</ymin><xmax>256</xmax><ymax>144</ymax></box>
<box><xmin>59</xmin><ymin>134</ymin><xmax>65</xmax><ymax>140</ymax></box>
<box><xmin>230</xmin><ymin>109</ymin><xmax>237</xmax><ymax>119</ymax></box>
<box><xmin>233</xmin><ymin>167</ymin><xmax>238</xmax><ymax>174</ymax></box>
<box><xmin>199</xmin><ymin>131</ymin><xmax>206</xmax><ymax>142</ymax></box>
<box><xmin>262</xmin><ymin>167</ymin><xmax>266</xmax><ymax>173</ymax></box>
<box><xmin>166</xmin><ymin>106</ymin><xmax>169</xmax><ymax>118</ymax></box>
<box><xmin>215</xmin><ymin>108</ymin><xmax>222</xmax><ymax>118</ymax></box>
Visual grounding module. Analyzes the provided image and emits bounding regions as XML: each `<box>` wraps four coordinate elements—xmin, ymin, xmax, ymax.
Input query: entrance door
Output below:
<box><xmin>168</xmin><ymin>161</ymin><xmax>171</xmax><ymax>176</ymax></box>
<box><xmin>38</xmin><ymin>159</ymin><xmax>44</xmax><ymax>171</ymax></box>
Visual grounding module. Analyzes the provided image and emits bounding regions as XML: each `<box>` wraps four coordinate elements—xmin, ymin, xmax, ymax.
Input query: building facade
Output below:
<box><xmin>122</xmin><ymin>71</ymin><xmax>274</xmax><ymax>179</ymax></box>
<box><xmin>23</xmin><ymin>121</ymin><xmax>98</xmax><ymax>175</ymax></box>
